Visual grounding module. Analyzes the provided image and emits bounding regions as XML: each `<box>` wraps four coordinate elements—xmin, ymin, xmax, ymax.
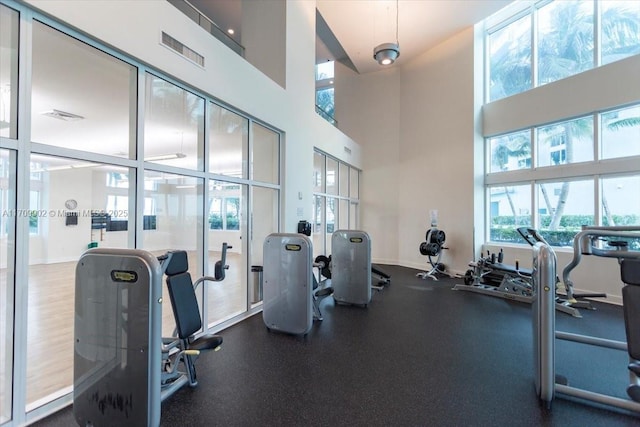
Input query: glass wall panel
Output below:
<box><xmin>489</xmin><ymin>184</ymin><xmax>531</xmax><ymax>243</ymax></box>
<box><xmin>537</xmin><ymin>179</ymin><xmax>595</xmax><ymax>247</ymax></box>
<box><xmin>26</xmin><ymin>155</ymin><xmax>132</xmax><ymax>408</ymax></box>
<box><xmin>338</xmin><ymin>199</ymin><xmax>349</xmax><ymax>230</ymax></box>
<box><xmin>489</xmin><ymin>130</ymin><xmax>531</xmax><ymax>172</ymax></box>
<box><xmin>31</xmin><ymin>22</ymin><xmax>137</xmax><ymax>157</ymax></box>
<box><xmin>0</xmin><ymin>5</ymin><xmax>19</xmax><ymax>140</ymax></box>
<box><xmin>315</xmin><ymin>88</ymin><xmax>335</xmax><ymax>123</ymax></box>
<box><xmin>145</xmin><ymin>74</ymin><xmax>204</xmax><ymax>170</ymax></box>
<box><xmin>143</xmin><ymin>171</ymin><xmax>203</xmax><ymax>336</ymax></box>
<box><xmin>0</xmin><ymin>149</ymin><xmax>15</xmax><ymax>424</ymax></box>
<box><xmin>537</xmin><ymin>117</ymin><xmax>593</xmax><ymax>167</ymax></box>
<box><xmin>601</xmin><ymin>175</ymin><xmax>640</xmax><ymax>226</ymax></box>
<box><xmin>251</xmin><ymin>123</ymin><xmax>279</xmax><ymax>184</ymax></box>
<box><xmin>601</xmin><ymin>1</ymin><xmax>640</xmax><ymax>66</ymax></box>
<box><xmin>350</xmin><ymin>201</ymin><xmax>358</xmax><ymax>229</ymax></box>
<box><xmin>537</xmin><ymin>1</ymin><xmax>594</xmax><ymax>86</ymax></box>
<box><xmin>326</xmin><ymin>158</ymin><xmax>338</xmax><ymax>195</ymax></box>
<box><xmin>313</xmin><ymin>152</ymin><xmax>325</xmax><ymax>193</ymax></box>
<box><xmin>209</xmin><ymin>103</ymin><xmax>248</xmax><ymax>178</ymax></box>
<box><xmin>339</xmin><ymin>163</ymin><xmax>349</xmax><ymax>197</ymax></box>
<box><xmin>349</xmin><ymin>168</ymin><xmax>359</xmax><ymax>198</ymax></box>
<box><xmin>315</xmin><ymin>61</ymin><xmax>334</xmax><ymax>80</ymax></box>
<box><xmin>326</xmin><ymin>197</ymin><xmax>336</xmax><ymax>254</ymax></box>
<box><xmin>601</xmin><ymin>105</ymin><xmax>640</xmax><ymax>160</ymax></box>
<box><xmin>488</xmin><ymin>14</ymin><xmax>531</xmax><ymax>101</ymax></box>
<box><xmin>207</xmin><ymin>180</ymin><xmax>247</xmax><ymax>324</ymax></box>
<box><xmin>250</xmin><ymin>186</ymin><xmax>279</xmax><ymax>291</ymax></box>
<box><xmin>313</xmin><ymin>195</ymin><xmax>325</xmax><ymax>259</ymax></box>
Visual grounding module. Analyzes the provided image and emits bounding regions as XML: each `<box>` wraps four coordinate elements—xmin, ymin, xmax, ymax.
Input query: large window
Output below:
<box><xmin>488</xmin><ymin>0</ymin><xmax>640</xmax><ymax>102</ymax></box>
<box><xmin>537</xmin><ymin>0</ymin><xmax>594</xmax><ymax>86</ymax></box>
<box><xmin>0</xmin><ymin>4</ymin><xmax>19</xmax><ymax>140</ymax></box>
<box><xmin>31</xmin><ymin>21</ymin><xmax>136</xmax><ymax>157</ymax></box>
<box><xmin>250</xmin><ymin>122</ymin><xmax>279</xmax><ymax>184</ymax></box>
<box><xmin>0</xmin><ymin>149</ymin><xmax>16</xmax><ymax>425</ymax></box>
<box><xmin>144</xmin><ymin>74</ymin><xmax>204</xmax><ymax>170</ymax></box>
<box><xmin>601</xmin><ymin>105</ymin><xmax>640</xmax><ymax>159</ymax></box>
<box><xmin>488</xmin><ymin>14</ymin><xmax>531</xmax><ymax>101</ymax></box>
<box><xmin>485</xmin><ymin>1</ymin><xmax>640</xmax><ymax>246</ymax></box>
<box><xmin>488</xmin><ymin>129</ymin><xmax>531</xmax><ymax>173</ymax></box>
<box><xmin>487</xmin><ymin>104</ymin><xmax>640</xmax><ymax>246</ymax></box>
<box><xmin>207</xmin><ymin>180</ymin><xmax>247</xmax><ymax>323</ymax></box>
<box><xmin>27</xmin><ymin>155</ymin><xmax>133</xmax><ymax>408</ymax></box>
<box><xmin>209</xmin><ymin>103</ymin><xmax>248</xmax><ymax>178</ymax></box>
<box><xmin>143</xmin><ymin>171</ymin><xmax>203</xmax><ymax>337</ymax></box>
<box><xmin>537</xmin><ymin>116</ymin><xmax>594</xmax><ymax>167</ymax></box>
<box><xmin>0</xmin><ymin>4</ymin><xmax>20</xmax><ymax>425</ymax></box>
<box><xmin>315</xmin><ymin>61</ymin><xmax>335</xmax><ymax>125</ymax></box>
<box><xmin>312</xmin><ymin>150</ymin><xmax>360</xmax><ymax>257</ymax></box>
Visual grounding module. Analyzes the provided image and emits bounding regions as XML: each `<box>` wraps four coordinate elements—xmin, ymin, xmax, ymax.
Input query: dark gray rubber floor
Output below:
<box><xmin>34</xmin><ymin>265</ymin><xmax>640</xmax><ymax>426</ymax></box>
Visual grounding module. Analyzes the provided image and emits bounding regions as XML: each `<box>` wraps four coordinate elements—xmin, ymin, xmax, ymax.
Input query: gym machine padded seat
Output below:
<box><xmin>165</xmin><ymin>251</ymin><xmax>223</xmax><ymax>352</ymax></box>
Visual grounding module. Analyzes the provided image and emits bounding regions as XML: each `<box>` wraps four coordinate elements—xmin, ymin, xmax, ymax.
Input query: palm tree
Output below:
<box><xmin>316</xmin><ymin>88</ymin><xmax>335</xmax><ymax>122</ymax></box>
<box><xmin>537</xmin><ymin>118</ymin><xmax>593</xmax><ymax>230</ymax></box>
<box><xmin>491</xmin><ymin>133</ymin><xmax>530</xmax><ymax>219</ymax></box>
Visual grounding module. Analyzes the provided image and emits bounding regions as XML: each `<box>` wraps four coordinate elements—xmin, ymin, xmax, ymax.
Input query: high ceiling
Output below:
<box><xmin>185</xmin><ymin>0</ymin><xmax>515</xmax><ymax>75</ymax></box>
<box><xmin>316</xmin><ymin>0</ymin><xmax>514</xmax><ymax>74</ymax></box>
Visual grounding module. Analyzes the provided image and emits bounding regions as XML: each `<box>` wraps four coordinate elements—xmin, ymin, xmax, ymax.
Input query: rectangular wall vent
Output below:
<box><xmin>344</xmin><ymin>146</ymin><xmax>352</xmax><ymax>155</ymax></box>
<box><xmin>161</xmin><ymin>32</ymin><xmax>205</xmax><ymax>67</ymax></box>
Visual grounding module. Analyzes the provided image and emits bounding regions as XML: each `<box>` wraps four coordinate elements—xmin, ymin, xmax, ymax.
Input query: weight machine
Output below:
<box><xmin>453</xmin><ymin>228</ymin><xmax>603</xmax><ymax>317</ymax></box>
<box><xmin>73</xmin><ymin>244</ymin><xmax>230</xmax><ymax>426</ymax></box>
<box><xmin>533</xmin><ymin>225</ymin><xmax>640</xmax><ymax>412</ymax></box>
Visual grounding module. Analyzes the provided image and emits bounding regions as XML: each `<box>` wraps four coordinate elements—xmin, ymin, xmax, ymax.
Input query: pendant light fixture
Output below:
<box><xmin>373</xmin><ymin>0</ymin><xmax>400</xmax><ymax>66</ymax></box>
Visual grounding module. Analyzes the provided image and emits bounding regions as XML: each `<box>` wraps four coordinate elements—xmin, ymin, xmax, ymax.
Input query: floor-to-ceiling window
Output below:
<box><xmin>484</xmin><ymin>0</ymin><xmax>640</xmax><ymax>247</ymax></box>
<box><xmin>207</xmin><ymin>102</ymin><xmax>250</xmax><ymax>321</ymax></box>
<box><xmin>27</xmin><ymin>18</ymin><xmax>138</xmax><ymax>409</ymax></box>
<box><xmin>0</xmin><ymin>4</ymin><xmax>18</xmax><ymax>423</ymax></box>
<box><xmin>2</xmin><ymin>2</ymin><xmax>282</xmax><ymax>423</ymax></box>
<box><xmin>26</xmin><ymin>157</ymin><xmax>133</xmax><ymax>407</ymax></box>
<box><xmin>0</xmin><ymin>149</ymin><xmax>16</xmax><ymax>425</ymax></box>
<box><xmin>312</xmin><ymin>150</ymin><xmax>360</xmax><ymax>258</ymax></box>
<box><xmin>248</xmin><ymin>122</ymin><xmax>280</xmax><ymax>306</ymax></box>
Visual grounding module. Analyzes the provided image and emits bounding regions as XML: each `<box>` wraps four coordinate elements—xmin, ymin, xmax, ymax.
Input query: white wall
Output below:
<box><xmin>336</xmin><ymin>29</ymin><xmax>478</xmax><ymax>274</ymax></box>
<box><xmin>398</xmin><ymin>28</ymin><xmax>477</xmax><ymax>274</ymax></box>
<box><xmin>25</xmin><ymin>0</ymin><xmax>362</xmax><ymax>236</ymax></box>
<box><xmin>335</xmin><ymin>63</ymin><xmax>401</xmax><ymax>265</ymax></box>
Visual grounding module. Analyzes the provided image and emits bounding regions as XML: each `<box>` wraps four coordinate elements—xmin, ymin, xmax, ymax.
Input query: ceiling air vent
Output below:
<box><xmin>161</xmin><ymin>32</ymin><xmax>205</xmax><ymax>67</ymax></box>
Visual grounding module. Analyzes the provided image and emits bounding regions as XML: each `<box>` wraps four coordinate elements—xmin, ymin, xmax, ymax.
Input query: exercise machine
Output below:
<box><xmin>533</xmin><ymin>225</ymin><xmax>640</xmax><ymax>411</ymax></box>
<box><xmin>299</xmin><ymin>219</ymin><xmax>390</xmax><ymax>290</ymax></box>
<box><xmin>73</xmin><ymin>244</ymin><xmax>230</xmax><ymax>426</ymax></box>
<box><xmin>458</xmin><ymin>247</ymin><xmax>533</xmax><ymax>296</ymax></box>
<box><xmin>312</xmin><ymin>254</ymin><xmax>334</xmax><ymax>320</ymax></box>
<box><xmin>453</xmin><ymin>228</ymin><xmax>600</xmax><ymax>317</ymax></box>
<box><xmin>372</xmin><ymin>265</ymin><xmax>391</xmax><ymax>286</ymax></box>
<box><xmin>417</xmin><ymin>227</ymin><xmax>447</xmax><ymax>280</ymax></box>
<box><xmin>331</xmin><ymin>230</ymin><xmax>372</xmax><ymax>306</ymax></box>
<box><xmin>160</xmin><ymin>245</ymin><xmax>230</xmax><ymax>388</ymax></box>
<box><xmin>263</xmin><ymin>233</ymin><xmax>315</xmax><ymax>335</ymax></box>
